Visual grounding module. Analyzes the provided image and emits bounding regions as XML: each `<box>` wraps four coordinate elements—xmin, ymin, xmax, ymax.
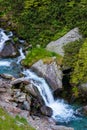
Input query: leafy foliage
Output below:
<box><xmin>0</xmin><ymin>0</ymin><xmax>87</xmax><ymax>47</ymax></box>
<box><xmin>71</xmin><ymin>39</ymin><xmax>87</xmax><ymax>85</ymax></box>
<box><xmin>63</xmin><ymin>40</ymin><xmax>83</xmax><ymax>68</ymax></box>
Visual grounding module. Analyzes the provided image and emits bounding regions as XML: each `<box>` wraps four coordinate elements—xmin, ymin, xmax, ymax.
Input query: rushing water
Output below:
<box><xmin>0</xmin><ymin>29</ymin><xmax>23</xmax><ymax>77</ymax></box>
<box><xmin>1</xmin><ymin>28</ymin><xmax>87</xmax><ymax>130</ymax></box>
<box><xmin>23</xmin><ymin>69</ymin><xmax>75</xmax><ymax>123</ymax></box>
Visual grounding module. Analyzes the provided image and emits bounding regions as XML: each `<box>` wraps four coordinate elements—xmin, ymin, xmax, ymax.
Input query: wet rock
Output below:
<box><xmin>25</xmin><ymin>83</ymin><xmax>38</xmax><ymax>97</ymax></box>
<box><xmin>0</xmin><ymin>73</ymin><xmax>14</xmax><ymax>80</ymax></box>
<box><xmin>11</xmin><ymin>77</ymin><xmax>30</xmax><ymax>86</ymax></box>
<box><xmin>40</xmin><ymin>106</ymin><xmax>53</xmax><ymax>117</ymax></box>
<box><xmin>51</xmin><ymin>125</ymin><xmax>74</xmax><ymax>130</ymax></box>
<box><xmin>46</xmin><ymin>27</ymin><xmax>82</xmax><ymax>56</ymax></box>
<box><xmin>82</xmin><ymin>106</ymin><xmax>87</xmax><ymax>115</ymax></box>
<box><xmin>31</xmin><ymin>60</ymin><xmax>62</xmax><ymax>91</ymax></box>
<box><xmin>0</xmin><ymin>41</ymin><xmax>18</xmax><ymax>58</ymax></box>
<box><xmin>77</xmin><ymin>106</ymin><xmax>87</xmax><ymax>116</ymax></box>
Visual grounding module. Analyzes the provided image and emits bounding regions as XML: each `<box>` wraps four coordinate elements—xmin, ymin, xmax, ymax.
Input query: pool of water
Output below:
<box><xmin>0</xmin><ymin>58</ymin><xmax>23</xmax><ymax>77</ymax></box>
<box><xmin>56</xmin><ymin>104</ymin><xmax>87</xmax><ymax>130</ymax></box>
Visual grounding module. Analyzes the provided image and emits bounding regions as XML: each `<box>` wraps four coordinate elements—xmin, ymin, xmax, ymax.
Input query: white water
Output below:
<box><xmin>23</xmin><ymin>69</ymin><xmax>76</xmax><ymax>123</ymax></box>
<box><xmin>0</xmin><ymin>28</ymin><xmax>76</xmax><ymax>123</ymax></box>
<box><xmin>0</xmin><ymin>28</ymin><xmax>12</xmax><ymax>52</ymax></box>
<box><xmin>17</xmin><ymin>48</ymin><xmax>25</xmax><ymax>64</ymax></box>
<box><xmin>0</xmin><ymin>60</ymin><xmax>11</xmax><ymax>66</ymax></box>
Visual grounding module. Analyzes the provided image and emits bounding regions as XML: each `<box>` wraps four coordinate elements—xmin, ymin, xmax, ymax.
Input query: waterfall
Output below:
<box><xmin>0</xmin><ymin>28</ymin><xmax>12</xmax><ymax>52</ymax></box>
<box><xmin>17</xmin><ymin>48</ymin><xmax>25</xmax><ymax>64</ymax></box>
<box><xmin>0</xmin><ymin>28</ymin><xmax>76</xmax><ymax>123</ymax></box>
<box><xmin>23</xmin><ymin>69</ymin><xmax>76</xmax><ymax>123</ymax></box>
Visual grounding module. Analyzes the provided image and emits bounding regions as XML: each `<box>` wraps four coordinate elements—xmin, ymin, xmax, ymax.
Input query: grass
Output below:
<box><xmin>22</xmin><ymin>47</ymin><xmax>62</xmax><ymax>67</ymax></box>
<box><xmin>0</xmin><ymin>107</ymin><xmax>35</xmax><ymax>130</ymax></box>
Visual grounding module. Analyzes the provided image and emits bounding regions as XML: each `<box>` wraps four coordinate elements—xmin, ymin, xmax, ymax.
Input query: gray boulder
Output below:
<box><xmin>0</xmin><ymin>73</ymin><xmax>14</xmax><ymax>80</ymax></box>
<box><xmin>46</xmin><ymin>28</ymin><xmax>82</xmax><ymax>56</ymax></box>
<box><xmin>11</xmin><ymin>77</ymin><xmax>30</xmax><ymax>85</ymax></box>
<box><xmin>31</xmin><ymin>60</ymin><xmax>62</xmax><ymax>91</ymax></box>
<box><xmin>40</xmin><ymin>105</ymin><xmax>53</xmax><ymax>117</ymax></box>
<box><xmin>0</xmin><ymin>41</ymin><xmax>18</xmax><ymax>58</ymax></box>
<box><xmin>25</xmin><ymin>83</ymin><xmax>38</xmax><ymax>97</ymax></box>
<box><xmin>51</xmin><ymin>125</ymin><xmax>74</xmax><ymax>130</ymax></box>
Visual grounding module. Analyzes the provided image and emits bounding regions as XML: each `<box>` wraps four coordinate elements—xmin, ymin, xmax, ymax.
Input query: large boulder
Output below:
<box><xmin>46</xmin><ymin>28</ymin><xmax>82</xmax><ymax>56</ymax></box>
<box><xmin>31</xmin><ymin>60</ymin><xmax>62</xmax><ymax>91</ymax></box>
<box><xmin>40</xmin><ymin>105</ymin><xmax>53</xmax><ymax>117</ymax></box>
<box><xmin>0</xmin><ymin>41</ymin><xmax>18</xmax><ymax>58</ymax></box>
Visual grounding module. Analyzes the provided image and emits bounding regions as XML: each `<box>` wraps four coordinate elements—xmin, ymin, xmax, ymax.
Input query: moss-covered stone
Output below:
<box><xmin>22</xmin><ymin>47</ymin><xmax>62</xmax><ymax>67</ymax></box>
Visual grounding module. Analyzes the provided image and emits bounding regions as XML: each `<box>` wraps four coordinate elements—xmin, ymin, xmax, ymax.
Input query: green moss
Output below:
<box><xmin>0</xmin><ymin>107</ymin><xmax>35</xmax><ymax>130</ymax></box>
<box><xmin>22</xmin><ymin>47</ymin><xmax>62</xmax><ymax>67</ymax></box>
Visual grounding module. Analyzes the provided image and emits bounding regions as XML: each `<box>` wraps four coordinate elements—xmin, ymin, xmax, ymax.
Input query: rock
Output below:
<box><xmin>31</xmin><ymin>60</ymin><xmax>62</xmax><ymax>91</ymax></box>
<box><xmin>0</xmin><ymin>79</ymin><xmax>12</xmax><ymax>88</ymax></box>
<box><xmin>40</xmin><ymin>106</ymin><xmax>53</xmax><ymax>117</ymax></box>
<box><xmin>46</xmin><ymin>28</ymin><xmax>82</xmax><ymax>56</ymax></box>
<box><xmin>0</xmin><ymin>41</ymin><xmax>18</xmax><ymax>58</ymax></box>
<box><xmin>0</xmin><ymin>88</ymin><xmax>7</xmax><ymax>93</ymax></box>
<box><xmin>77</xmin><ymin>106</ymin><xmax>87</xmax><ymax>116</ymax></box>
<box><xmin>22</xmin><ymin>101</ymin><xmax>30</xmax><ymax>111</ymax></box>
<box><xmin>51</xmin><ymin>125</ymin><xmax>74</xmax><ymax>130</ymax></box>
<box><xmin>79</xmin><ymin>83</ymin><xmax>87</xmax><ymax>94</ymax></box>
<box><xmin>82</xmin><ymin>106</ymin><xmax>87</xmax><ymax>115</ymax></box>
<box><xmin>13</xmin><ymin>91</ymin><xmax>26</xmax><ymax>103</ymax></box>
<box><xmin>0</xmin><ymin>73</ymin><xmax>14</xmax><ymax>80</ymax></box>
<box><xmin>11</xmin><ymin>77</ymin><xmax>30</xmax><ymax>86</ymax></box>
<box><xmin>25</xmin><ymin>83</ymin><xmax>38</xmax><ymax>97</ymax></box>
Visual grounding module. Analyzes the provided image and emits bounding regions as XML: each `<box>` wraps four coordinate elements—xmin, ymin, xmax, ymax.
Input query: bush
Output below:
<box><xmin>63</xmin><ymin>40</ymin><xmax>83</xmax><ymax>69</ymax></box>
<box><xmin>71</xmin><ymin>39</ymin><xmax>87</xmax><ymax>85</ymax></box>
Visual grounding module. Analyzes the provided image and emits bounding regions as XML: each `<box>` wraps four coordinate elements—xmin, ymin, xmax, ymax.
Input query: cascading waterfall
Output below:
<box><xmin>0</xmin><ymin>28</ymin><xmax>24</xmax><ymax>76</ymax></box>
<box><xmin>0</xmin><ymin>28</ymin><xmax>12</xmax><ymax>52</ymax></box>
<box><xmin>17</xmin><ymin>48</ymin><xmax>25</xmax><ymax>64</ymax></box>
<box><xmin>1</xmin><ymin>28</ymin><xmax>87</xmax><ymax>129</ymax></box>
<box><xmin>1</xmin><ymin>26</ymin><xmax>87</xmax><ymax>130</ymax></box>
<box><xmin>0</xmin><ymin>28</ymin><xmax>76</xmax><ymax>123</ymax></box>
<box><xmin>23</xmin><ymin>69</ymin><xmax>76</xmax><ymax>123</ymax></box>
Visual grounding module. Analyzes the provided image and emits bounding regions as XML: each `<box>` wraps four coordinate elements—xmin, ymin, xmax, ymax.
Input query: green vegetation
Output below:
<box><xmin>63</xmin><ymin>40</ymin><xmax>83</xmax><ymax>68</ymax></box>
<box><xmin>22</xmin><ymin>47</ymin><xmax>62</xmax><ymax>67</ymax></box>
<box><xmin>71</xmin><ymin>39</ymin><xmax>87</xmax><ymax>85</ymax></box>
<box><xmin>0</xmin><ymin>0</ymin><xmax>87</xmax><ymax>47</ymax></box>
<box><xmin>1</xmin><ymin>0</ymin><xmax>87</xmax><ymax>98</ymax></box>
<box><xmin>0</xmin><ymin>107</ymin><xmax>35</xmax><ymax>130</ymax></box>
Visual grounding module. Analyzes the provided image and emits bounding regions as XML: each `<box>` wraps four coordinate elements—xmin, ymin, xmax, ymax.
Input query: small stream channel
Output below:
<box><xmin>0</xmin><ymin>28</ymin><xmax>87</xmax><ymax>130</ymax></box>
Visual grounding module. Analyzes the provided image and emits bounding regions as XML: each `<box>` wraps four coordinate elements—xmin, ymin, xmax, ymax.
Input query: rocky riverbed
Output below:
<box><xmin>0</xmin><ymin>74</ymin><xmax>74</xmax><ymax>130</ymax></box>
